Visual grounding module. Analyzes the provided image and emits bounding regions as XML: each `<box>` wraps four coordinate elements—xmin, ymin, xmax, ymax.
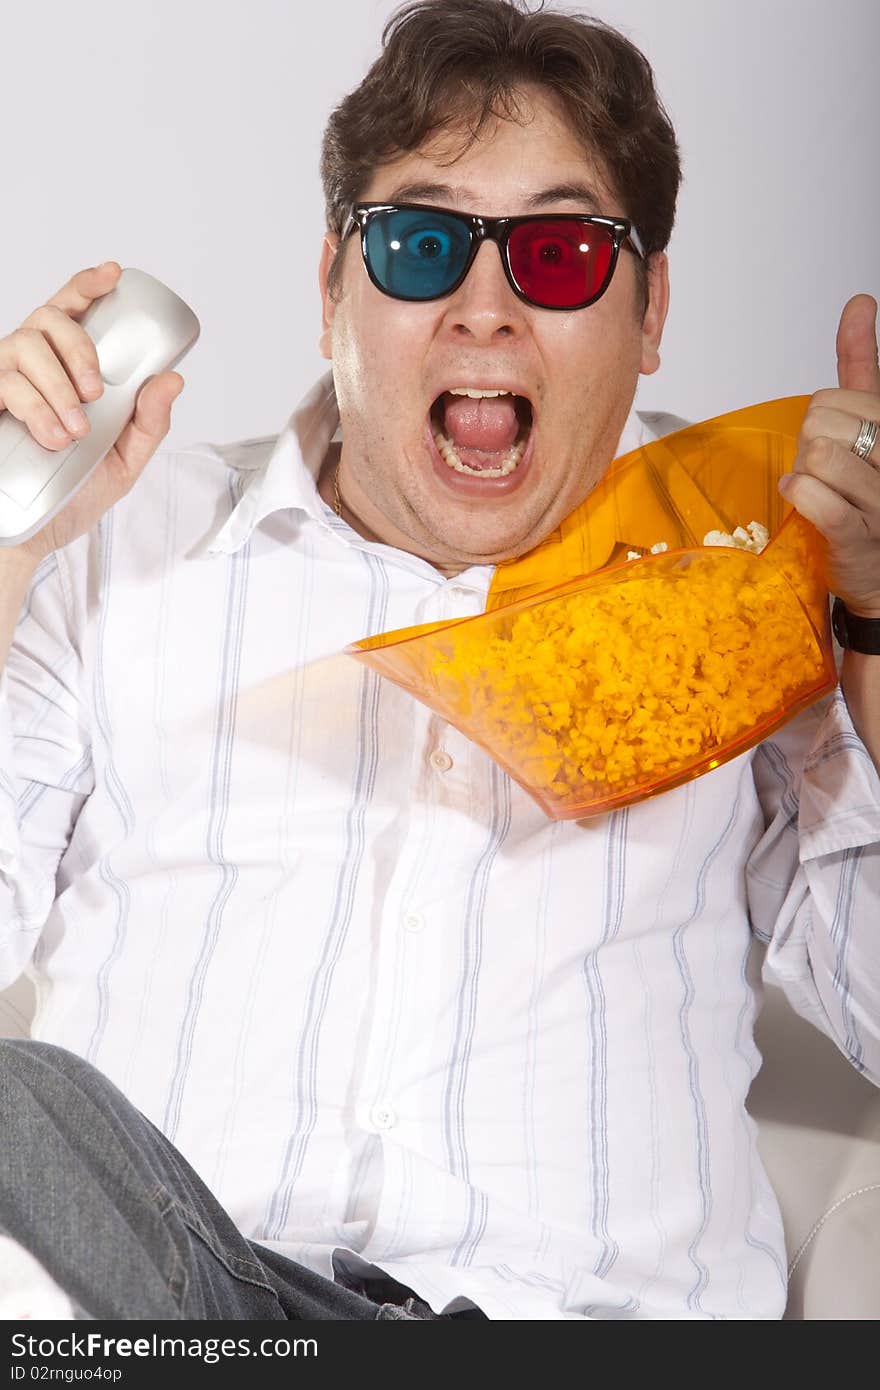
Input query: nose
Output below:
<box><xmin>439</xmin><ymin>238</ymin><xmax>527</xmax><ymax>344</ymax></box>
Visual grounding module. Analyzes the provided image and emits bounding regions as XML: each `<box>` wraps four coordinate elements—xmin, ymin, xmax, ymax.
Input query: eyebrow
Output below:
<box><xmin>384</xmin><ymin>180</ymin><xmax>605</xmax><ymax>212</ymax></box>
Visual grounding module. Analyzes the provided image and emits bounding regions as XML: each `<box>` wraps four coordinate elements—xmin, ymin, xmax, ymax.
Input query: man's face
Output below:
<box><xmin>319</xmin><ymin>85</ymin><xmax>669</xmax><ymax>575</ymax></box>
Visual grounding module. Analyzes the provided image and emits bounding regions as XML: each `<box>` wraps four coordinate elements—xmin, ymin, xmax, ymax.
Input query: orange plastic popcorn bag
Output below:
<box><xmin>347</xmin><ymin>397</ymin><xmax>838</xmax><ymax>820</ymax></box>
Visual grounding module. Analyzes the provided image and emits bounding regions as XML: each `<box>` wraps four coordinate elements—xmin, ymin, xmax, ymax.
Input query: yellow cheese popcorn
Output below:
<box><xmin>425</xmin><ymin>521</ymin><xmax>822</xmax><ymax>812</ymax></box>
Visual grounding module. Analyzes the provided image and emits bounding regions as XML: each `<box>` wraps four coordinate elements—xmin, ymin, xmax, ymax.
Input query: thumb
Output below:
<box><xmin>133</xmin><ymin>370</ymin><xmax>185</xmax><ymax>434</ymax></box>
<box><xmin>836</xmin><ymin>293</ymin><xmax>880</xmax><ymax>394</ymax></box>
<box><xmin>137</xmin><ymin>370</ymin><xmax>185</xmax><ymax>414</ymax></box>
<box><xmin>113</xmin><ymin>371</ymin><xmax>185</xmax><ymax>475</ymax></box>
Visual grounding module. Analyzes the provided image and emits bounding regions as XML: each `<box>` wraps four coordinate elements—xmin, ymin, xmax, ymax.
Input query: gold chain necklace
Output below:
<box><xmin>332</xmin><ymin>459</ymin><xmax>342</xmax><ymax>518</ymax></box>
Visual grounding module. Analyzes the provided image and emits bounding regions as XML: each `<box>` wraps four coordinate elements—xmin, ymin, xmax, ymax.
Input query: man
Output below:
<box><xmin>0</xmin><ymin>0</ymin><xmax>878</xmax><ymax>1321</ymax></box>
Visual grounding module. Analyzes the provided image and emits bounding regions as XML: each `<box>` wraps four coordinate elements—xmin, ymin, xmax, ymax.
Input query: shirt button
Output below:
<box><xmin>371</xmin><ymin>1103</ymin><xmax>397</xmax><ymax>1130</ymax></box>
<box><xmin>403</xmin><ymin>911</ymin><xmax>425</xmax><ymax>933</ymax></box>
<box><xmin>448</xmin><ymin>585</ymin><xmax>470</xmax><ymax>601</ymax></box>
<box><xmin>429</xmin><ymin>748</ymin><xmax>453</xmax><ymax>772</ymax></box>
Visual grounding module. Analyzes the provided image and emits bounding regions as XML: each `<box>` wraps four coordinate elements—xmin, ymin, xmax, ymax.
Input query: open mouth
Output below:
<box><xmin>428</xmin><ymin>387</ymin><xmax>534</xmax><ymax>478</ymax></box>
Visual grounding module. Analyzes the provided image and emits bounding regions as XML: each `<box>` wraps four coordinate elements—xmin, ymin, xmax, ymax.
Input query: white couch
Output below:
<box><xmin>1</xmin><ymin>951</ymin><xmax>878</xmax><ymax>1320</ymax></box>
<box><xmin>746</xmin><ymin>947</ymin><xmax>880</xmax><ymax>1318</ymax></box>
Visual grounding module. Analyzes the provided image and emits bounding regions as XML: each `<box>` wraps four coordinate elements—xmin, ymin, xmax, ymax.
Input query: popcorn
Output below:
<box><xmin>628</xmin><ymin>522</ymin><xmax>769</xmax><ymax>560</ymax></box>
<box><xmin>425</xmin><ymin>519</ymin><xmax>820</xmax><ymax>809</ymax></box>
<box><xmin>629</xmin><ymin>540</ymin><xmax>670</xmax><ymax>559</ymax></box>
<box><xmin>702</xmin><ymin>520</ymin><xmax>770</xmax><ymax>553</ymax></box>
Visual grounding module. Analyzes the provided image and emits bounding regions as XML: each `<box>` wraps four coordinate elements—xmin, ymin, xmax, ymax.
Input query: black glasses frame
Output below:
<box><xmin>342</xmin><ymin>202</ymin><xmax>645</xmax><ymax>311</ymax></box>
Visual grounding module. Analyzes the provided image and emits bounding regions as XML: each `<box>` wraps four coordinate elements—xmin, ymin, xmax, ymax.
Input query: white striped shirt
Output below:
<box><xmin>2</xmin><ymin>371</ymin><xmax>879</xmax><ymax>1320</ymax></box>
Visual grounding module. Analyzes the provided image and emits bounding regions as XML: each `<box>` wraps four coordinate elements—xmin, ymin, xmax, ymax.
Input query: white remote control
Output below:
<box><xmin>0</xmin><ymin>267</ymin><xmax>200</xmax><ymax>546</ymax></box>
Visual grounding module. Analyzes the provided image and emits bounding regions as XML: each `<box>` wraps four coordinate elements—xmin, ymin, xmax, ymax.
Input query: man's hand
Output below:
<box><xmin>780</xmin><ymin>293</ymin><xmax>880</xmax><ymax>772</ymax></box>
<box><xmin>779</xmin><ymin>293</ymin><xmax>880</xmax><ymax>617</ymax></box>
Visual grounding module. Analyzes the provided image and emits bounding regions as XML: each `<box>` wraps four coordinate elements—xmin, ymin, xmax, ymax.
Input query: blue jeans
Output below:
<box><xmin>0</xmin><ymin>1040</ymin><xmax>485</xmax><ymax>1321</ymax></box>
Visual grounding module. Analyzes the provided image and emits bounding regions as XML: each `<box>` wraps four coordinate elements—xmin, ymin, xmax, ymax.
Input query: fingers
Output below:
<box><xmin>35</xmin><ymin>262</ymin><xmax>122</xmax><ymax>321</ymax></box>
<box><xmin>810</xmin><ymin>386</ymin><xmax>880</xmax><ymax>423</ymax></box>
<box><xmin>784</xmin><ymin>433</ymin><xmax>880</xmax><ymax>514</ymax></box>
<box><xmin>810</xmin><ymin>386</ymin><xmax>880</xmax><ymax>419</ymax></box>
<box><xmin>24</xmin><ymin>304</ymin><xmax>104</xmax><ymax>398</ymax></box>
<box><xmin>0</xmin><ymin>318</ymin><xmax>101</xmax><ymax>451</ymax></box>
<box><xmin>0</xmin><ymin>262</ymin><xmax>185</xmax><ymax>501</ymax></box>
<box><xmin>778</xmin><ymin>467</ymin><xmax>874</xmax><ymax>548</ymax></box>
<box><xmin>801</xmin><ymin>402</ymin><xmax>880</xmax><ymax>468</ymax></box>
<box><xmin>789</xmin><ymin>310</ymin><xmax>880</xmax><ymax>614</ymax></box>
<box><xmin>0</xmin><ymin>264</ymin><xmax>122</xmax><ymax>452</ymax></box>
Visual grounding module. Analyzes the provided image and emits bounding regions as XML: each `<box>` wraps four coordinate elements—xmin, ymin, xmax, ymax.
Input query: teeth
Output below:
<box><xmin>432</xmin><ymin>428</ymin><xmax>526</xmax><ymax>477</ymax></box>
<box><xmin>447</xmin><ymin>386</ymin><xmax>512</xmax><ymax>398</ymax></box>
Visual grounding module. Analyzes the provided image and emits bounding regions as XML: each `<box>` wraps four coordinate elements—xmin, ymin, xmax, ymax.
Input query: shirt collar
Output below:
<box><xmin>194</xmin><ymin>370</ymin><xmax>340</xmax><ymax>560</ymax></box>
<box><xmin>193</xmin><ymin>369</ymin><xmax>664</xmax><ymax>563</ymax></box>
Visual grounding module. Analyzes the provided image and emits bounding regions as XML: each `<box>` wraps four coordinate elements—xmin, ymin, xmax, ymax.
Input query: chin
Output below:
<box><xmin>425</xmin><ymin>513</ymin><xmax>547</xmax><ymax>568</ymax></box>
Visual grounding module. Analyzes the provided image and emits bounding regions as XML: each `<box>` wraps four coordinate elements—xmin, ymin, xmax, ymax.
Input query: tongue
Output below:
<box><xmin>442</xmin><ymin>393</ymin><xmax>519</xmax><ymax>453</ymax></box>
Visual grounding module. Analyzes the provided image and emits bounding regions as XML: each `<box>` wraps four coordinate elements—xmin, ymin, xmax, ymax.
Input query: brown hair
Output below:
<box><xmin>320</xmin><ymin>0</ymin><xmax>682</xmax><ymax>317</ymax></box>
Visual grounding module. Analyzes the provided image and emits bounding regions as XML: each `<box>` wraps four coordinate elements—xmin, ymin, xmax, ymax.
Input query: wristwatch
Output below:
<box><xmin>831</xmin><ymin>596</ymin><xmax>880</xmax><ymax>654</ymax></box>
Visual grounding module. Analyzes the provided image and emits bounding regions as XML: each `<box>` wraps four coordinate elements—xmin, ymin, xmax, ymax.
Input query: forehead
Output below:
<box><xmin>360</xmin><ymin>86</ymin><xmax>621</xmax><ymax>216</ymax></box>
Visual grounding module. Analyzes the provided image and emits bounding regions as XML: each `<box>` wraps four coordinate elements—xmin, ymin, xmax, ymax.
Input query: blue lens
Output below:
<box><xmin>365</xmin><ymin>209</ymin><xmax>471</xmax><ymax>299</ymax></box>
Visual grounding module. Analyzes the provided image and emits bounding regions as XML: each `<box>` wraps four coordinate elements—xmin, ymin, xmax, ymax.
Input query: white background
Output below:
<box><xmin>1</xmin><ymin>0</ymin><xmax>877</xmax><ymax>445</ymax></box>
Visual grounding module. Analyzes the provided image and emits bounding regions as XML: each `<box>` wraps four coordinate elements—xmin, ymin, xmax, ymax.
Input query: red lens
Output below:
<box><xmin>507</xmin><ymin>219</ymin><xmax>614</xmax><ymax>307</ymax></box>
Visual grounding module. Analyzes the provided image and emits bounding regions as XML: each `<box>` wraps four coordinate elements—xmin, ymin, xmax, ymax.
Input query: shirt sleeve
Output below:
<box><xmin>0</xmin><ymin>550</ymin><xmax>93</xmax><ymax>988</ymax></box>
<box><xmin>746</xmin><ymin>682</ymin><xmax>880</xmax><ymax>1088</ymax></box>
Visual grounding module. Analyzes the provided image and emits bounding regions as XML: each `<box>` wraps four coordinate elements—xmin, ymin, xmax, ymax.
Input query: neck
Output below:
<box><xmin>316</xmin><ymin>449</ymin><xmax>470</xmax><ymax>577</ymax></box>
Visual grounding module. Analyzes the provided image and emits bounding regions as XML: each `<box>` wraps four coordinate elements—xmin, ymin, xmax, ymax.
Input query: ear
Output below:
<box><xmin>318</xmin><ymin>232</ymin><xmax>341</xmax><ymax>361</ymax></box>
<box><xmin>639</xmin><ymin>251</ymin><xmax>670</xmax><ymax>377</ymax></box>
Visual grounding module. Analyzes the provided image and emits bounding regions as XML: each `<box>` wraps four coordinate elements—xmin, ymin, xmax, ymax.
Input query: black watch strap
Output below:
<box><xmin>832</xmin><ymin>596</ymin><xmax>880</xmax><ymax>654</ymax></box>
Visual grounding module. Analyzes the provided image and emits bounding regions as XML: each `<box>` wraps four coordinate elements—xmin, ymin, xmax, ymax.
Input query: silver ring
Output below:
<box><xmin>851</xmin><ymin>417</ymin><xmax>878</xmax><ymax>461</ymax></box>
